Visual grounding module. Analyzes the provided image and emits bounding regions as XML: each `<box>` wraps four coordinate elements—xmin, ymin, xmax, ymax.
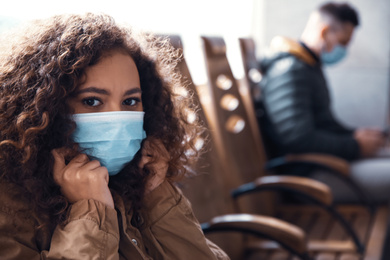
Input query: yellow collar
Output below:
<box><xmin>270</xmin><ymin>36</ymin><xmax>317</xmax><ymax>66</ymax></box>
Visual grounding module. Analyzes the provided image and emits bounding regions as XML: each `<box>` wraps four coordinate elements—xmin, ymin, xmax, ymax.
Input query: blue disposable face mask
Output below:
<box><xmin>320</xmin><ymin>44</ymin><xmax>347</xmax><ymax>65</ymax></box>
<box><xmin>72</xmin><ymin>111</ymin><xmax>147</xmax><ymax>175</ymax></box>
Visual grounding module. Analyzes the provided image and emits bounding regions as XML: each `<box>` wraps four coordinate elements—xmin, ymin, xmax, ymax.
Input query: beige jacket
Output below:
<box><xmin>0</xmin><ymin>180</ymin><xmax>229</xmax><ymax>259</ymax></box>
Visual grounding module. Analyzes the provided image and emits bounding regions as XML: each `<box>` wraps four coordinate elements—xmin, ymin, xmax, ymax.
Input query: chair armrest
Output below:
<box><xmin>231</xmin><ymin>175</ymin><xmax>333</xmax><ymax>206</ymax></box>
<box><xmin>265</xmin><ymin>153</ymin><xmax>374</xmax><ymax>212</ymax></box>
<box><xmin>265</xmin><ymin>153</ymin><xmax>350</xmax><ymax>176</ymax></box>
<box><xmin>201</xmin><ymin>213</ymin><xmax>310</xmax><ymax>259</ymax></box>
<box><xmin>230</xmin><ymin>176</ymin><xmax>365</xmax><ymax>253</ymax></box>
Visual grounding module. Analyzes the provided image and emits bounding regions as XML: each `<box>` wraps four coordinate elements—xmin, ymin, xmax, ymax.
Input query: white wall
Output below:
<box><xmin>252</xmin><ymin>0</ymin><xmax>390</xmax><ymax>128</ymax></box>
<box><xmin>2</xmin><ymin>0</ymin><xmax>388</xmax><ymax>128</ymax></box>
<box><xmin>0</xmin><ymin>0</ymin><xmax>255</xmax><ymax>85</ymax></box>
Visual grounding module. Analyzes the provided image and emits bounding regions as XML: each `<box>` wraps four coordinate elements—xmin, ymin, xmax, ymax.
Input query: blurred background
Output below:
<box><xmin>1</xmin><ymin>0</ymin><xmax>389</xmax><ymax>128</ymax></box>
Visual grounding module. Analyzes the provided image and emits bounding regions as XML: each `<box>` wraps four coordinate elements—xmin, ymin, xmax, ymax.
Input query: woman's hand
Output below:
<box><xmin>139</xmin><ymin>137</ymin><xmax>170</xmax><ymax>195</ymax></box>
<box><xmin>52</xmin><ymin>149</ymin><xmax>115</xmax><ymax>209</ymax></box>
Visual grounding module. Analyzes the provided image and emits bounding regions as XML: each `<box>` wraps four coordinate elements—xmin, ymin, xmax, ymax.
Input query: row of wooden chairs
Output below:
<box><xmin>162</xmin><ymin>35</ymin><xmax>389</xmax><ymax>260</ymax></box>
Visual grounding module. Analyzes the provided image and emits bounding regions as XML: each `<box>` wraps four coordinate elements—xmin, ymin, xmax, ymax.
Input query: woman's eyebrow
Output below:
<box><xmin>75</xmin><ymin>87</ymin><xmax>109</xmax><ymax>95</ymax></box>
<box><xmin>124</xmin><ymin>88</ymin><xmax>142</xmax><ymax>96</ymax></box>
<box><xmin>75</xmin><ymin>86</ymin><xmax>141</xmax><ymax>96</ymax></box>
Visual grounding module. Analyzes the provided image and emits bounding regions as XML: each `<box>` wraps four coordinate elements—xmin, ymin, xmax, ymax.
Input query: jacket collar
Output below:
<box><xmin>269</xmin><ymin>36</ymin><xmax>318</xmax><ymax>66</ymax></box>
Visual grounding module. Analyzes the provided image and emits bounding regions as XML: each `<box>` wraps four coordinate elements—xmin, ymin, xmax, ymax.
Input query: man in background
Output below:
<box><xmin>256</xmin><ymin>1</ymin><xmax>389</xmax><ymax>203</ymax></box>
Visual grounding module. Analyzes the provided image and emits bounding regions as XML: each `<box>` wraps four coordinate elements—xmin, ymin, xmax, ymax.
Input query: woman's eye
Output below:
<box><xmin>82</xmin><ymin>97</ymin><xmax>102</xmax><ymax>107</ymax></box>
<box><xmin>123</xmin><ymin>98</ymin><xmax>139</xmax><ymax>106</ymax></box>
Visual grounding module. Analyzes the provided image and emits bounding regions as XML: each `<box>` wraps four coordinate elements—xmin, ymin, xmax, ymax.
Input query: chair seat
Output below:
<box><xmin>245</xmin><ymin>204</ymin><xmax>388</xmax><ymax>260</ymax></box>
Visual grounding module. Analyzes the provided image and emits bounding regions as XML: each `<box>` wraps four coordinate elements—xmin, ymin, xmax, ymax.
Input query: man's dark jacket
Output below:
<box><xmin>256</xmin><ymin>36</ymin><xmax>360</xmax><ymax>161</ymax></box>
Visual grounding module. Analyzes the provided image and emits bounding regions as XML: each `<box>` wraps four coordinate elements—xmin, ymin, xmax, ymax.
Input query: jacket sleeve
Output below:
<box><xmin>262</xmin><ymin>60</ymin><xmax>360</xmax><ymax>161</ymax></box>
<box><xmin>139</xmin><ymin>181</ymin><xmax>230</xmax><ymax>260</ymax></box>
<box><xmin>42</xmin><ymin>199</ymin><xmax>120</xmax><ymax>259</ymax></box>
<box><xmin>0</xmin><ymin>198</ymin><xmax>120</xmax><ymax>260</ymax></box>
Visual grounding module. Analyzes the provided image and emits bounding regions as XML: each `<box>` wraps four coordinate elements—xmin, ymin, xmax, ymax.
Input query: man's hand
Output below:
<box><xmin>138</xmin><ymin>137</ymin><xmax>170</xmax><ymax>195</ymax></box>
<box><xmin>52</xmin><ymin>149</ymin><xmax>114</xmax><ymax>209</ymax></box>
<box><xmin>354</xmin><ymin>128</ymin><xmax>386</xmax><ymax>158</ymax></box>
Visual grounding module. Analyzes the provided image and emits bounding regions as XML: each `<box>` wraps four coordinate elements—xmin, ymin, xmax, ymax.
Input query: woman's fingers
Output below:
<box><xmin>78</xmin><ymin>159</ymin><xmax>109</xmax><ymax>184</ymax></box>
<box><xmin>51</xmin><ymin>149</ymin><xmax>113</xmax><ymax>208</ymax></box>
<box><xmin>52</xmin><ymin>149</ymin><xmax>65</xmax><ymax>171</ymax></box>
<box><xmin>138</xmin><ymin>154</ymin><xmax>152</xmax><ymax>169</ymax></box>
<box><xmin>53</xmin><ymin>151</ymin><xmax>90</xmax><ymax>183</ymax></box>
<box><xmin>72</xmin><ymin>153</ymin><xmax>90</xmax><ymax>164</ymax></box>
<box><xmin>139</xmin><ymin>137</ymin><xmax>170</xmax><ymax>194</ymax></box>
<box><xmin>145</xmin><ymin>174</ymin><xmax>165</xmax><ymax>194</ymax></box>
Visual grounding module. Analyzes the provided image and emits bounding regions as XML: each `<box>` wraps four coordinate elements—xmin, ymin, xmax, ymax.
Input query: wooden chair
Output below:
<box><xmin>160</xmin><ymin>34</ymin><xmax>335</xmax><ymax>260</ymax></box>
<box><xmin>200</xmin><ymin>36</ymin><xmax>389</xmax><ymax>260</ymax></box>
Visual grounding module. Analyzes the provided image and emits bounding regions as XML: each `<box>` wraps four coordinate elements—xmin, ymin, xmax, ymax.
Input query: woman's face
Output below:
<box><xmin>68</xmin><ymin>50</ymin><xmax>143</xmax><ymax>114</ymax></box>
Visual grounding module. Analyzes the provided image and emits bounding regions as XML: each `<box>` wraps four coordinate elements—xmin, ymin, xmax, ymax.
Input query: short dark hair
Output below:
<box><xmin>319</xmin><ymin>2</ymin><xmax>359</xmax><ymax>26</ymax></box>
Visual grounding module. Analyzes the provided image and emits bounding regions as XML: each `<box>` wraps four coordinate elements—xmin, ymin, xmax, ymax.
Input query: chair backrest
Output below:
<box><xmin>200</xmin><ymin>36</ymin><xmax>273</xmax><ymax>215</ymax></box>
<box><xmin>162</xmin><ymin>34</ymin><xmax>234</xmax><ymax>219</ymax></box>
<box><xmin>238</xmin><ymin>37</ymin><xmax>263</xmax><ymax>94</ymax></box>
<box><xmin>237</xmin><ymin>37</ymin><xmax>266</xmax><ymax>151</ymax></box>
<box><xmin>238</xmin><ymin>37</ymin><xmax>280</xmax><ymax>160</ymax></box>
<box><xmin>163</xmin><ymin>35</ymin><xmax>246</xmax><ymax>258</ymax></box>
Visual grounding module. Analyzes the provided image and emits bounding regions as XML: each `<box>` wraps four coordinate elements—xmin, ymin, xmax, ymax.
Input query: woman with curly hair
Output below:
<box><xmin>0</xmin><ymin>13</ymin><xmax>228</xmax><ymax>259</ymax></box>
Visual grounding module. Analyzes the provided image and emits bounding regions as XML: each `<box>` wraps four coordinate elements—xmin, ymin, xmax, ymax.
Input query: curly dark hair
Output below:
<box><xmin>0</xmin><ymin>13</ymin><xmax>201</xmax><ymax>228</ymax></box>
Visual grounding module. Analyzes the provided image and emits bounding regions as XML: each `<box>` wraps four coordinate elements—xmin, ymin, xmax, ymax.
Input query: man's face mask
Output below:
<box><xmin>320</xmin><ymin>24</ymin><xmax>352</xmax><ymax>66</ymax></box>
<box><xmin>72</xmin><ymin>111</ymin><xmax>147</xmax><ymax>175</ymax></box>
<box><xmin>320</xmin><ymin>44</ymin><xmax>347</xmax><ymax>65</ymax></box>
